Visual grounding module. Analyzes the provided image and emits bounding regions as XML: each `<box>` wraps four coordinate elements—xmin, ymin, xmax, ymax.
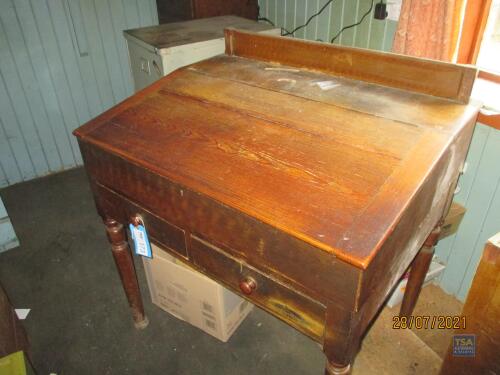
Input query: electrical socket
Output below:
<box><xmin>374</xmin><ymin>2</ymin><xmax>388</xmax><ymax>20</ymax></box>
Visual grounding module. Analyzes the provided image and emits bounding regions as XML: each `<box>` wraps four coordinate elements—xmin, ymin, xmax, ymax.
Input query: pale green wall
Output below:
<box><xmin>0</xmin><ymin>0</ymin><xmax>158</xmax><ymax>187</ymax></box>
<box><xmin>436</xmin><ymin>124</ymin><xmax>500</xmax><ymax>301</ymax></box>
<box><xmin>0</xmin><ymin>197</ymin><xmax>18</xmax><ymax>252</ymax></box>
<box><xmin>258</xmin><ymin>0</ymin><xmax>398</xmax><ymax>50</ymax></box>
<box><xmin>259</xmin><ymin>0</ymin><xmax>500</xmax><ymax>302</ymax></box>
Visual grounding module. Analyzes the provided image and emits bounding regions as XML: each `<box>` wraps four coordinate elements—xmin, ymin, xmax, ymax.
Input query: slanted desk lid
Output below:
<box><xmin>75</xmin><ymin>31</ymin><xmax>480</xmax><ymax>269</ymax></box>
<box><xmin>123</xmin><ymin>15</ymin><xmax>277</xmax><ymax>54</ymax></box>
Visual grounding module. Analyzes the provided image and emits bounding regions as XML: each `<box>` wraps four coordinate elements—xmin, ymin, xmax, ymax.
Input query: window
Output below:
<box><xmin>476</xmin><ymin>0</ymin><xmax>500</xmax><ymax>74</ymax></box>
<box><xmin>459</xmin><ymin>0</ymin><xmax>500</xmax><ymax>130</ymax></box>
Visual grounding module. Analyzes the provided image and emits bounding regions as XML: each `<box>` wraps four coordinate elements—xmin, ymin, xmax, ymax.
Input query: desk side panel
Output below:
<box><xmin>356</xmin><ymin>118</ymin><xmax>476</xmax><ymax>326</ymax></box>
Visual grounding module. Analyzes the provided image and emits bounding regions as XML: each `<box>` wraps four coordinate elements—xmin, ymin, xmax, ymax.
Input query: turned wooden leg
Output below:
<box><xmin>104</xmin><ymin>218</ymin><xmax>149</xmax><ymax>329</ymax></box>
<box><xmin>323</xmin><ymin>305</ymin><xmax>359</xmax><ymax>375</ymax></box>
<box><xmin>399</xmin><ymin>225</ymin><xmax>441</xmax><ymax>318</ymax></box>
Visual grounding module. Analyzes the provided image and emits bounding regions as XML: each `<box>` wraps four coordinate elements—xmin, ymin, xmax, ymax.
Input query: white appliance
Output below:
<box><xmin>124</xmin><ymin>15</ymin><xmax>281</xmax><ymax>92</ymax></box>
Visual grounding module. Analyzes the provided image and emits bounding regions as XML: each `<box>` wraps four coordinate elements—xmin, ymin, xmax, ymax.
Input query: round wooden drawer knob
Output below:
<box><xmin>239</xmin><ymin>277</ymin><xmax>257</xmax><ymax>295</ymax></box>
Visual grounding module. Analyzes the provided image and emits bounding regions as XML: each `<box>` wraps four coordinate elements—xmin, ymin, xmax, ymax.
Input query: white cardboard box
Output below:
<box><xmin>143</xmin><ymin>244</ymin><xmax>253</xmax><ymax>342</ymax></box>
<box><xmin>386</xmin><ymin>258</ymin><xmax>446</xmax><ymax>308</ymax></box>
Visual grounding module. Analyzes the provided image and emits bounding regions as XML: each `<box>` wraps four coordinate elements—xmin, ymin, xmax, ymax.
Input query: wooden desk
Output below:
<box><xmin>74</xmin><ymin>30</ymin><xmax>479</xmax><ymax>374</ymax></box>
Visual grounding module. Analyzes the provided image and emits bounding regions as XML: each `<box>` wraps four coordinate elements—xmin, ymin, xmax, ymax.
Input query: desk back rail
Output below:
<box><xmin>224</xmin><ymin>29</ymin><xmax>477</xmax><ymax>104</ymax></box>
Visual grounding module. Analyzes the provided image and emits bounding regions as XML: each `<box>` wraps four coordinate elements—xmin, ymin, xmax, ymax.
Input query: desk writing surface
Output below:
<box><xmin>75</xmin><ymin>48</ymin><xmax>477</xmax><ymax>270</ymax></box>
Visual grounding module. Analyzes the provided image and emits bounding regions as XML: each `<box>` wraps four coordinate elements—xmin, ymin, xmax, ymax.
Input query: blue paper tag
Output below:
<box><xmin>129</xmin><ymin>223</ymin><xmax>152</xmax><ymax>258</ymax></box>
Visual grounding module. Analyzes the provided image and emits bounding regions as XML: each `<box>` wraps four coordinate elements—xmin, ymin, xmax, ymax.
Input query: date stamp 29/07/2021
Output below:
<box><xmin>392</xmin><ymin>315</ymin><xmax>466</xmax><ymax>330</ymax></box>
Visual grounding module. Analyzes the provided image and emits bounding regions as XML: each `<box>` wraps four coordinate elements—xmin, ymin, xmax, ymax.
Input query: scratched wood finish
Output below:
<box><xmin>187</xmin><ymin>56</ymin><xmax>475</xmax><ymax>132</ymax></box>
<box><xmin>224</xmin><ymin>29</ymin><xmax>477</xmax><ymax>103</ymax></box>
<box><xmin>190</xmin><ymin>236</ymin><xmax>326</xmax><ymax>341</ymax></box>
<box><xmin>74</xmin><ymin>31</ymin><xmax>479</xmax><ymax>373</ymax></box>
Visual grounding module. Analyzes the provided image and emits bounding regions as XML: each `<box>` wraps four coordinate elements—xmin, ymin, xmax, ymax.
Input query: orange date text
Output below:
<box><xmin>392</xmin><ymin>315</ymin><xmax>466</xmax><ymax>330</ymax></box>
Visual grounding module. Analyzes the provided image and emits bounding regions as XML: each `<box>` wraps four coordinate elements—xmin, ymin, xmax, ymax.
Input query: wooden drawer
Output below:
<box><xmin>190</xmin><ymin>235</ymin><xmax>326</xmax><ymax>342</ymax></box>
<box><xmin>94</xmin><ymin>183</ymin><xmax>187</xmax><ymax>258</ymax></box>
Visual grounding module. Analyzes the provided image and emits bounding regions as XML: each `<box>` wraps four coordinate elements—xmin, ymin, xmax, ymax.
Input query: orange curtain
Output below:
<box><xmin>392</xmin><ymin>0</ymin><xmax>464</xmax><ymax>61</ymax></box>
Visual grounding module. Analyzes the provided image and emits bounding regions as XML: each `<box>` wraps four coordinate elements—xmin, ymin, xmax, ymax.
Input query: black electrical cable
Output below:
<box><xmin>257</xmin><ymin>6</ymin><xmax>292</xmax><ymax>36</ymax></box>
<box><xmin>257</xmin><ymin>16</ymin><xmax>275</xmax><ymax>27</ymax></box>
<box><xmin>282</xmin><ymin>0</ymin><xmax>336</xmax><ymax>36</ymax></box>
<box><xmin>330</xmin><ymin>0</ymin><xmax>374</xmax><ymax>43</ymax></box>
<box><xmin>258</xmin><ymin>16</ymin><xmax>291</xmax><ymax>36</ymax></box>
<box><xmin>258</xmin><ymin>0</ymin><xmax>375</xmax><ymax>44</ymax></box>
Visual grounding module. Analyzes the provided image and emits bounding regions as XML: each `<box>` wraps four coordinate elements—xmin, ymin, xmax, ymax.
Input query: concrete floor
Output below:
<box><xmin>0</xmin><ymin>168</ymin><xmax>457</xmax><ymax>375</ymax></box>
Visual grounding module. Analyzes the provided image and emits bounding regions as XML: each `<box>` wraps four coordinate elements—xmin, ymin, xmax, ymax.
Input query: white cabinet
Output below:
<box><xmin>124</xmin><ymin>16</ymin><xmax>280</xmax><ymax>92</ymax></box>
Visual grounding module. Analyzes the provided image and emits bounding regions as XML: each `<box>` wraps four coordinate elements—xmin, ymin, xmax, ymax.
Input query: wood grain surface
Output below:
<box><xmin>74</xmin><ymin>31</ymin><xmax>480</xmax><ymax>372</ymax></box>
<box><xmin>224</xmin><ymin>29</ymin><xmax>477</xmax><ymax>103</ymax></box>
<box><xmin>75</xmin><ymin>35</ymin><xmax>478</xmax><ymax>269</ymax></box>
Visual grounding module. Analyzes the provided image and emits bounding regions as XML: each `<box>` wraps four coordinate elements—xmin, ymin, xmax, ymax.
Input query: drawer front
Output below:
<box><xmin>190</xmin><ymin>235</ymin><xmax>326</xmax><ymax>342</ymax></box>
<box><xmin>94</xmin><ymin>182</ymin><xmax>187</xmax><ymax>258</ymax></box>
